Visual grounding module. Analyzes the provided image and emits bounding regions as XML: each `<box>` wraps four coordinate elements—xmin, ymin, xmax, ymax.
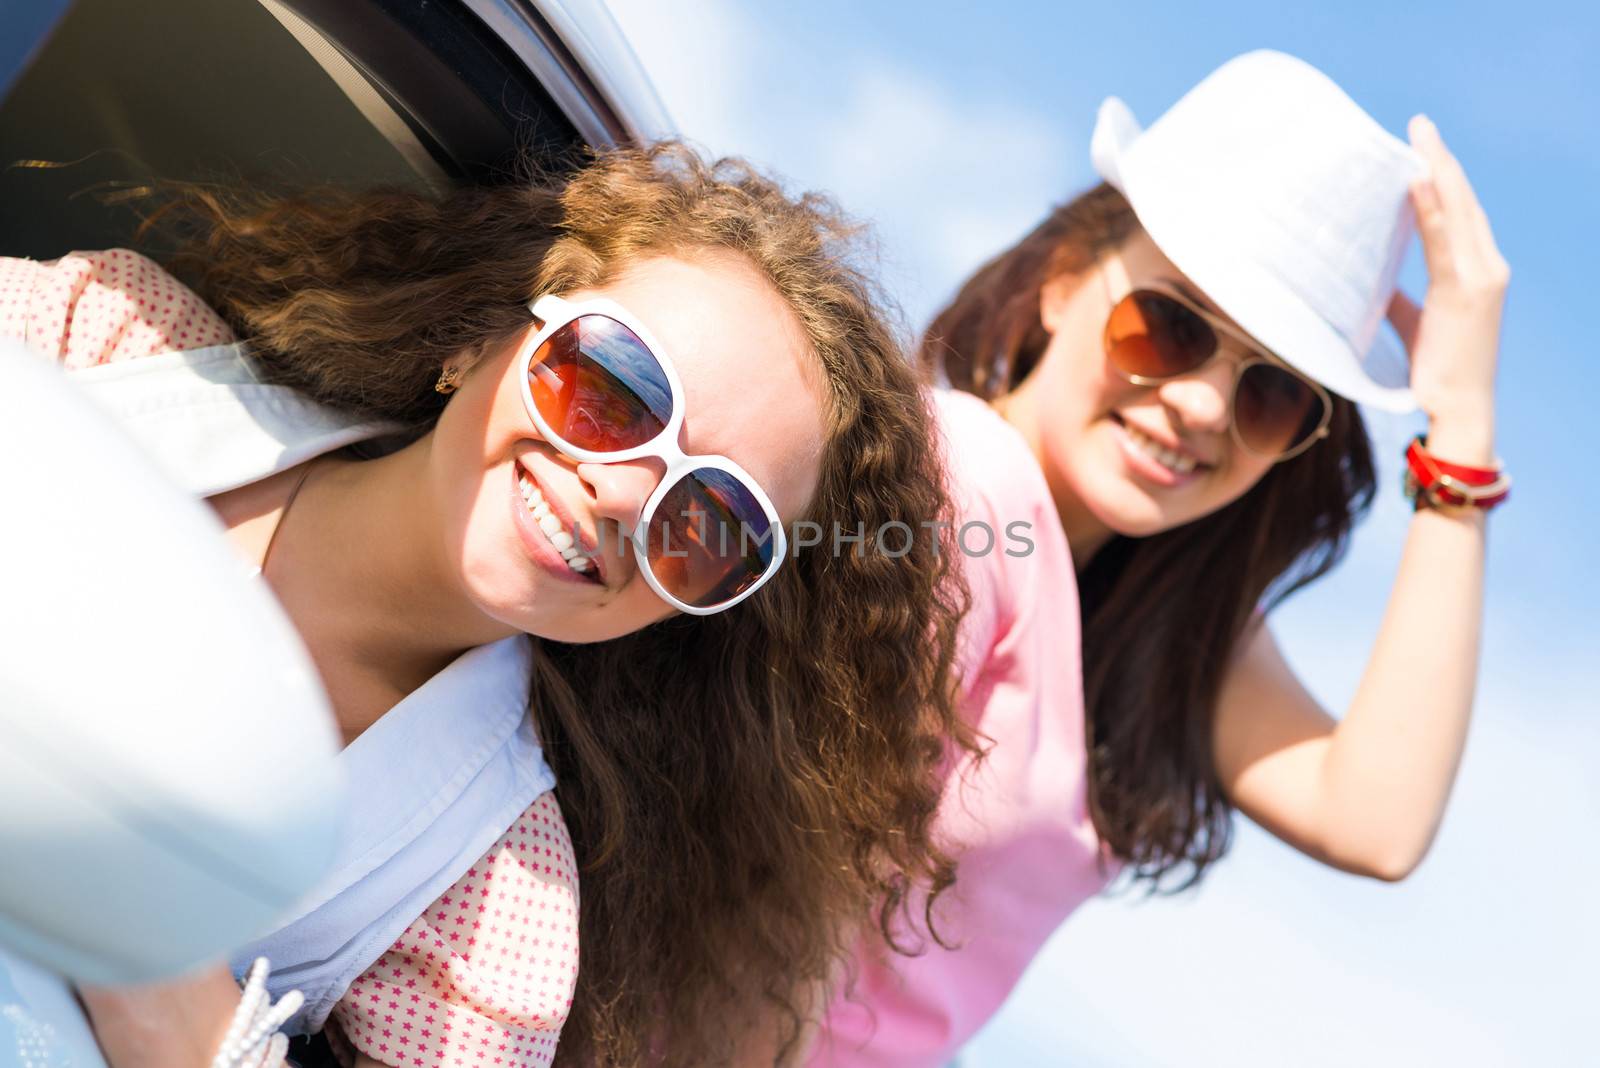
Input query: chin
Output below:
<box><xmin>460</xmin><ymin>562</ymin><xmax>537</xmax><ymax>625</ymax></box>
<box><xmin>519</xmin><ymin>598</ymin><xmax>673</xmax><ymax>645</ymax></box>
<box><xmin>1088</xmin><ymin>482</ymin><xmax>1184</xmax><ymax>542</ymax></box>
<box><xmin>548</xmin><ymin>612</ymin><xmax>664</xmax><ymax>644</ymax></box>
<box><xmin>1102</xmin><ymin>507</ymin><xmax>1169</xmax><ymax>540</ymax></box>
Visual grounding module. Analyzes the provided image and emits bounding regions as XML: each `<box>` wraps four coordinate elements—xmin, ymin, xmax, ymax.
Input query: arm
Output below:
<box><xmin>78</xmin><ymin>963</ymin><xmax>246</xmax><ymax>1068</ymax></box>
<box><xmin>1211</xmin><ymin>115</ymin><xmax>1508</xmax><ymax>882</ymax></box>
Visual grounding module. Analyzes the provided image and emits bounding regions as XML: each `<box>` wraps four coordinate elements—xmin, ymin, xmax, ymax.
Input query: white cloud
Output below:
<box><xmin>606</xmin><ymin>0</ymin><xmax>1076</xmax><ymax>324</ymax></box>
<box><xmin>807</xmin><ymin>65</ymin><xmax>1073</xmax><ymax>321</ymax></box>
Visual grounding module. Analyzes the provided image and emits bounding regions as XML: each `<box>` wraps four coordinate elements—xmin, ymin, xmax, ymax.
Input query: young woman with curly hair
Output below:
<box><xmin>811</xmin><ymin>52</ymin><xmax>1511</xmax><ymax>1066</ymax></box>
<box><xmin>4</xmin><ymin>143</ymin><xmax>971</xmax><ymax>1068</ymax></box>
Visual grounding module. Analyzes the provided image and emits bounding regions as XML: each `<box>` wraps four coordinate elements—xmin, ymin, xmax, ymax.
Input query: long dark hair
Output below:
<box><xmin>923</xmin><ymin>183</ymin><xmax>1377</xmax><ymax>891</ymax></box>
<box><xmin>144</xmin><ymin>144</ymin><xmax>974</xmax><ymax>1065</ymax></box>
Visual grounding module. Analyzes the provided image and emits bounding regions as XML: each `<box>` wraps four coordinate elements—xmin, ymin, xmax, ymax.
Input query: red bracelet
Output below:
<box><xmin>1402</xmin><ymin>434</ymin><xmax>1511</xmax><ymax>511</ymax></box>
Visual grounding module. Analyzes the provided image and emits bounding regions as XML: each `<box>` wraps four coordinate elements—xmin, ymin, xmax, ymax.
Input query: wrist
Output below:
<box><xmin>1421</xmin><ymin>409</ymin><xmax>1496</xmax><ymax>467</ymax></box>
<box><xmin>1402</xmin><ymin>430</ymin><xmax>1509</xmax><ymax>514</ymax></box>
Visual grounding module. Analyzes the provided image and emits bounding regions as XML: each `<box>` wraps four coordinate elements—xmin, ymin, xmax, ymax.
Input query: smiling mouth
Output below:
<box><xmin>515</xmin><ymin>467</ymin><xmax>603</xmax><ymax>583</ymax></box>
<box><xmin>1111</xmin><ymin>413</ymin><xmax>1210</xmax><ymax>478</ymax></box>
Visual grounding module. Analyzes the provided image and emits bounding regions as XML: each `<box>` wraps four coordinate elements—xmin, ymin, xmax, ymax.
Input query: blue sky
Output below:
<box><xmin>607</xmin><ymin>1</ymin><xmax>1597</xmax><ymax>1063</ymax></box>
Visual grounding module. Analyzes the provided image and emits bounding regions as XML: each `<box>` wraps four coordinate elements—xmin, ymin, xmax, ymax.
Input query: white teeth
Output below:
<box><xmin>519</xmin><ymin>469</ymin><xmax>595</xmax><ymax>578</ymax></box>
<box><xmin>1123</xmin><ymin>422</ymin><xmax>1198</xmax><ymax>475</ymax></box>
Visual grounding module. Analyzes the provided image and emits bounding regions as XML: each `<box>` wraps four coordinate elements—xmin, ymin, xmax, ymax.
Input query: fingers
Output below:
<box><xmin>1408</xmin><ymin>115</ymin><xmax>1510</xmax><ymax>289</ymax></box>
<box><xmin>1386</xmin><ymin>289</ymin><xmax>1423</xmax><ymax>354</ymax></box>
<box><xmin>1409</xmin><ymin>174</ymin><xmax>1453</xmax><ymax>283</ymax></box>
<box><xmin>1410</xmin><ymin>116</ymin><xmax>1480</xmax><ymax>240</ymax></box>
<box><xmin>1408</xmin><ymin>117</ymin><xmax>1462</xmax><ymax>283</ymax></box>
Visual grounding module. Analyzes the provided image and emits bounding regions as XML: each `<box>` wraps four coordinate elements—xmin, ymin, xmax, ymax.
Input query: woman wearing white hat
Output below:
<box><xmin>811</xmin><ymin>50</ymin><xmax>1511</xmax><ymax>1066</ymax></box>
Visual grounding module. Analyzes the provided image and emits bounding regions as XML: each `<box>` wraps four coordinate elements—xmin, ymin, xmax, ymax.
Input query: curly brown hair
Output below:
<box><xmin>924</xmin><ymin>183</ymin><xmax>1376</xmax><ymax>892</ymax></box>
<box><xmin>142</xmin><ymin>144</ymin><xmax>973</xmax><ymax>1065</ymax></box>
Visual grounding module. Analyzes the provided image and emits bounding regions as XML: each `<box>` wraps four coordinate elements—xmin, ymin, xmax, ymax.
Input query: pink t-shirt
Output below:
<box><xmin>810</xmin><ymin>389</ymin><xmax>1119</xmax><ymax>1067</ymax></box>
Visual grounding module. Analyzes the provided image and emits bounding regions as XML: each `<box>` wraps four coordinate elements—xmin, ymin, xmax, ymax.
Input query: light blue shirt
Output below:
<box><xmin>70</xmin><ymin>344</ymin><xmax>557</xmax><ymax>1034</ymax></box>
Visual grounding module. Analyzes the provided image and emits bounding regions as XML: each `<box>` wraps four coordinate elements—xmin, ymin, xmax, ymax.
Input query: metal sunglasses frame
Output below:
<box><xmin>1097</xmin><ymin>263</ymin><xmax>1334</xmax><ymax>463</ymax></box>
<box><xmin>515</xmin><ymin>294</ymin><xmax>788</xmax><ymax>616</ymax></box>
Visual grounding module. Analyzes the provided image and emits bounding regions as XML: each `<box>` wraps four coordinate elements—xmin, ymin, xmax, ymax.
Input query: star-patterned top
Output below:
<box><xmin>327</xmin><ymin>792</ymin><xmax>579</xmax><ymax>1068</ymax></box>
<box><xmin>1</xmin><ymin>249</ymin><xmax>580</xmax><ymax>1067</ymax></box>
<box><xmin>0</xmin><ymin>248</ymin><xmax>234</xmax><ymax>366</ymax></box>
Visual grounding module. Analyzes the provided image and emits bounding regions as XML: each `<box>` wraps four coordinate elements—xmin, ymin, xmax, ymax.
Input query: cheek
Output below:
<box><xmin>1209</xmin><ymin>455</ymin><xmax>1274</xmax><ymax>511</ymax></box>
<box><xmin>1161</xmin><ymin>447</ymin><xmax>1273</xmax><ymax>529</ymax></box>
<box><xmin>453</xmin><ymin>471</ymin><xmax>525</xmax><ymax>616</ymax></box>
<box><xmin>559</xmin><ymin>588</ymin><xmax>677</xmax><ymax>642</ymax></box>
<box><xmin>435</xmin><ymin>362</ymin><xmax>537</xmax><ymax>515</ymax></box>
<box><xmin>423</xmin><ymin>396</ymin><xmax>525</xmax><ymax>599</ymax></box>
<box><xmin>434</xmin><ymin>421</ymin><xmax>500</xmax><ymax>536</ymax></box>
<box><xmin>1038</xmin><ymin>364</ymin><xmax>1132</xmax><ymax>481</ymax></box>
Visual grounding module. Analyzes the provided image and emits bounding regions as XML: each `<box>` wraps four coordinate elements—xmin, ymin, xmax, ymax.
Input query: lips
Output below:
<box><xmin>1113</xmin><ymin>412</ymin><xmax>1212</xmax><ymax>468</ymax></box>
<box><xmin>1109</xmin><ymin>414</ymin><xmax>1206</xmax><ymax>489</ymax></box>
<box><xmin>517</xmin><ymin>456</ymin><xmax>601</xmax><ymax>560</ymax></box>
<box><xmin>509</xmin><ymin>460</ymin><xmax>606</xmax><ymax>586</ymax></box>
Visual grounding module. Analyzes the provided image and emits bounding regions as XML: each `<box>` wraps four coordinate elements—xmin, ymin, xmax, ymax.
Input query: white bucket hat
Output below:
<box><xmin>1091</xmin><ymin>49</ymin><xmax>1427</xmax><ymax>413</ymax></box>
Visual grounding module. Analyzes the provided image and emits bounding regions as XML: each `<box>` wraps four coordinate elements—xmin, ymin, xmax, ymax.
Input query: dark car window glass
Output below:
<box><xmin>1</xmin><ymin>0</ymin><xmax>448</xmax><ymax>258</ymax></box>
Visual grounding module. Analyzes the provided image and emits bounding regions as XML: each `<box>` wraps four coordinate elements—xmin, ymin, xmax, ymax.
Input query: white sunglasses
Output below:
<box><xmin>515</xmin><ymin>294</ymin><xmax>789</xmax><ymax>616</ymax></box>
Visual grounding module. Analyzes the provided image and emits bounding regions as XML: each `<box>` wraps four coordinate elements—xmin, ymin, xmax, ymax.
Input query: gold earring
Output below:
<box><xmin>434</xmin><ymin>365</ymin><xmax>463</xmax><ymax>395</ymax></box>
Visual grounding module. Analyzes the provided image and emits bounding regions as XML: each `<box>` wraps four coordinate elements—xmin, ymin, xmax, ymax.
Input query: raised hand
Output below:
<box><xmin>1388</xmin><ymin>114</ymin><xmax>1509</xmax><ymax>463</ymax></box>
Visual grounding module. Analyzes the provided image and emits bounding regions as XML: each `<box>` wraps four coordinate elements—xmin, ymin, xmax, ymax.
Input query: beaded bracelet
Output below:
<box><xmin>209</xmin><ymin>958</ymin><xmax>303</xmax><ymax>1068</ymax></box>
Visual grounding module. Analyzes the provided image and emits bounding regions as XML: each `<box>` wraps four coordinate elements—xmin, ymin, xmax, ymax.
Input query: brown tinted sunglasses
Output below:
<box><xmin>1099</xmin><ymin>268</ymin><xmax>1333</xmax><ymax>461</ymax></box>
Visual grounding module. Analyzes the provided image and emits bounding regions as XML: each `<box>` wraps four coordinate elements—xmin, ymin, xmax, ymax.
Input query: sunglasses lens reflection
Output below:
<box><xmin>1236</xmin><ymin>363</ymin><xmax>1322</xmax><ymax>457</ymax></box>
<box><xmin>644</xmin><ymin>467</ymin><xmax>777</xmax><ymax>610</ymax></box>
<box><xmin>527</xmin><ymin>314</ymin><xmax>673</xmax><ymax>453</ymax></box>
<box><xmin>1106</xmin><ymin>290</ymin><xmax>1218</xmax><ymax>379</ymax></box>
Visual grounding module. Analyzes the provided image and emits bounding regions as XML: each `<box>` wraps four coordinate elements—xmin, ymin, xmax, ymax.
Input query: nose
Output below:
<box><xmin>1153</xmin><ymin>353</ymin><xmax>1236</xmax><ymax>438</ymax></box>
<box><xmin>576</xmin><ymin>457</ymin><xmax>667</xmax><ymax>533</ymax></box>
